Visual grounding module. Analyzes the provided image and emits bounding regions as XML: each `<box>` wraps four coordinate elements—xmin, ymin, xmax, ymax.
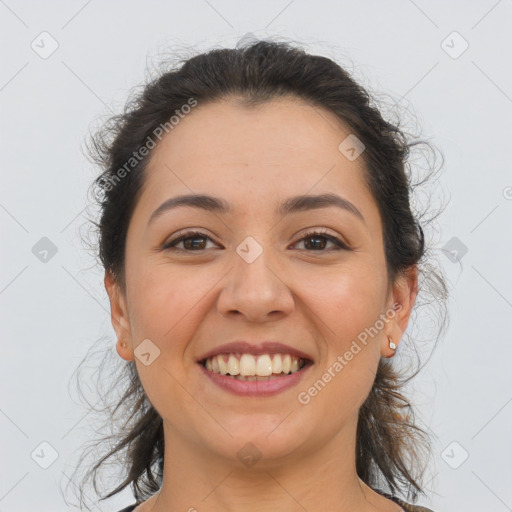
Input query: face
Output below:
<box><xmin>105</xmin><ymin>96</ymin><xmax>417</xmax><ymax>468</ymax></box>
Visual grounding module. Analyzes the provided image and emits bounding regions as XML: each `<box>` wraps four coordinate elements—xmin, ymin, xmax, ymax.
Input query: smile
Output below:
<box><xmin>203</xmin><ymin>352</ymin><xmax>306</xmax><ymax>377</ymax></box>
<box><xmin>198</xmin><ymin>353</ymin><xmax>313</xmax><ymax>397</ymax></box>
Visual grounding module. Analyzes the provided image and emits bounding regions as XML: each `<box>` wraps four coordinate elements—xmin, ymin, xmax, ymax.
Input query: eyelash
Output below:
<box><xmin>162</xmin><ymin>229</ymin><xmax>348</xmax><ymax>253</ymax></box>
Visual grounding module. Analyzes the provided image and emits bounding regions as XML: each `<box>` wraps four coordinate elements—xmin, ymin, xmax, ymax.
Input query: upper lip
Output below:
<box><xmin>196</xmin><ymin>341</ymin><xmax>314</xmax><ymax>363</ymax></box>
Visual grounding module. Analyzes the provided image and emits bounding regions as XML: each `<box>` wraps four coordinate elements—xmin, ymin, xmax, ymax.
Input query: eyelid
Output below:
<box><xmin>162</xmin><ymin>228</ymin><xmax>349</xmax><ymax>252</ymax></box>
<box><xmin>292</xmin><ymin>228</ymin><xmax>349</xmax><ymax>250</ymax></box>
<box><xmin>162</xmin><ymin>229</ymin><xmax>219</xmax><ymax>250</ymax></box>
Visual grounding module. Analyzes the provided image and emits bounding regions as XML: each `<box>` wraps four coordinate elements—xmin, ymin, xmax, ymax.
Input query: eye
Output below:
<box><xmin>162</xmin><ymin>231</ymin><xmax>218</xmax><ymax>252</ymax></box>
<box><xmin>292</xmin><ymin>229</ymin><xmax>348</xmax><ymax>252</ymax></box>
<box><xmin>162</xmin><ymin>229</ymin><xmax>349</xmax><ymax>253</ymax></box>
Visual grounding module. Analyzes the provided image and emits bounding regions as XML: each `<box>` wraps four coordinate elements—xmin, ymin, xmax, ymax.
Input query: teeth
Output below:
<box><xmin>218</xmin><ymin>355</ymin><xmax>228</xmax><ymax>375</ymax></box>
<box><xmin>227</xmin><ymin>354</ymin><xmax>239</xmax><ymax>375</ymax></box>
<box><xmin>235</xmin><ymin>375</ymin><xmax>278</xmax><ymax>381</ymax></box>
<box><xmin>282</xmin><ymin>354</ymin><xmax>291</xmax><ymax>374</ymax></box>
<box><xmin>272</xmin><ymin>354</ymin><xmax>282</xmax><ymax>374</ymax></box>
<box><xmin>239</xmin><ymin>354</ymin><xmax>256</xmax><ymax>376</ymax></box>
<box><xmin>203</xmin><ymin>353</ymin><xmax>306</xmax><ymax>377</ymax></box>
<box><xmin>256</xmin><ymin>354</ymin><xmax>273</xmax><ymax>376</ymax></box>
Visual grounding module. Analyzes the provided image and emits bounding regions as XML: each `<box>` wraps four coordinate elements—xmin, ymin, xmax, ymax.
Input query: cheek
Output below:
<box><xmin>297</xmin><ymin>262</ymin><xmax>385</xmax><ymax>409</ymax></box>
<box><xmin>127</xmin><ymin>262</ymin><xmax>210</xmax><ymax>341</ymax></box>
<box><xmin>300</xmin><ymin>262</ymin><xmax>387</xmax><ymax>343</ymax></box>
<box><xmin>126</xmin><ymin>263</ymin><xmax>218</xmax><ymax>400</ymax></box>
<box><xmin>300</xmin><ymin>336</ymin><xmax>380</xmax><ymax>427</ymax></box>
<box><xmin>294</xmin><ymin>341</ymin><xmax>379</xmax><ymax>450</ymax></box>
<box><xmin>128</xmin><ymin>270</ymin><xmax>201</xmax><ymax>416</ymax></box>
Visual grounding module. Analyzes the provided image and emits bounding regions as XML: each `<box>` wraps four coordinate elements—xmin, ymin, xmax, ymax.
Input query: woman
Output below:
<box><xmin>74</xmin><ymin>40</ymin><xmax>447</xmax><ymax>511</ymax></box>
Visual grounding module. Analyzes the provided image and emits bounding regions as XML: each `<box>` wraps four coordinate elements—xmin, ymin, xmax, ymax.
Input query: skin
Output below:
<box><xmin>105</xmin><ymin>96</ymin><xmax>418</xmax><ymax>512</ymax></box>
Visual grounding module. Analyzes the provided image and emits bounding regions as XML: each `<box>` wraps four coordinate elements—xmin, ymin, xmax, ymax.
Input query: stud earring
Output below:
<box><xmin>388</xmin><ymin>336</ymin><xmax>396</xmax><ymax>351</ymax></box>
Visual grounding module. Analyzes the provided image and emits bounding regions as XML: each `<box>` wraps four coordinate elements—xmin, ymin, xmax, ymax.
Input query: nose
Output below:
<box><xmin>216</xmin><ymin>240</ymin><xmax>295</xmax><ymax>323</ymax></box>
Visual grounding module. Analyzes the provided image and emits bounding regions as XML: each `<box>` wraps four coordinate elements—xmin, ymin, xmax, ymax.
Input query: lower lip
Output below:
<box><xmin>198</xmin><ymin>362</ymin><xmax>312</xmax><ymax>397</ymax></box>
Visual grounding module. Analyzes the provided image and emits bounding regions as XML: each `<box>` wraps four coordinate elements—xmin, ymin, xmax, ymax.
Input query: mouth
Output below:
<box><xmin>196</xmin><ymin>341</ymin><xmax>314</xmax><ymax>397</ymax></box>
<box><xmin>199</xmin><ymin>352</ymin><xmax>312</xmax><ymax>381</ymax></box>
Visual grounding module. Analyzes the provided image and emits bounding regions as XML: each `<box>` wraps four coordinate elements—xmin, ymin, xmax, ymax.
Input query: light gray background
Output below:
<box><xmin>1</xmin><ymin>1</ymin><xmax>511</xmax><ymax>511</ymax></box>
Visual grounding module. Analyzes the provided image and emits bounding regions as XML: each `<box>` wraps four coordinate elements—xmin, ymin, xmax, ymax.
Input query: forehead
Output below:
<box><xmin>151</xmin><ymin>97</ymin><xmax>359</xmax><ymax>172</ymax></box>
<box><xmin>134</xmin><ymin>97</ymin><xmax>379</xmax><ymax>229</ymax></box>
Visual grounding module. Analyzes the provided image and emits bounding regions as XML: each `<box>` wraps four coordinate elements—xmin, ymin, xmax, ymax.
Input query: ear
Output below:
<box><xmin>104</xmin><ymin>271</ymin><xmax>135</xmax><ymax>361</ymax></box>
<box><xmin>382</xmin><ymin>264</ymin><xmax>419</xmax><ymax>357</ymax></box>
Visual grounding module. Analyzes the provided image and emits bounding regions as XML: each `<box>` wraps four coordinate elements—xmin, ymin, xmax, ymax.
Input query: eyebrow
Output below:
<box><xmin>148</xmin><ymin>193</ymin><xmax>365</xmax><ymax>225</ymax></box>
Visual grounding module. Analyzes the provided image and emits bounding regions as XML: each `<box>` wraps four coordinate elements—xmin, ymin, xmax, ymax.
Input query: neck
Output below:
<box><xmin>146</xmin><ymin>413</ymin><xmax>388</xmax><ymax>512</ymax></box>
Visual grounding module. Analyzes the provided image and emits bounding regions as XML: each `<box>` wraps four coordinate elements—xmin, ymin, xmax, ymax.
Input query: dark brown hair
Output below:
<box><xmin>67</xmin><ymin>39</ymin><xmax>449</xmax><ymax>510</ymax></box>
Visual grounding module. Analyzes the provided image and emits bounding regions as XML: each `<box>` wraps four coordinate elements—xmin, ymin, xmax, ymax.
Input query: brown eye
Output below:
<box><xmin>163</xmin><ymin>231</ymin><xmax>217</xmax><ymax>252</ymax></box>
<box><xmin>293</xmin><ymin>230</ymin><xmax>348</xmax><ymax>251</ymax></box>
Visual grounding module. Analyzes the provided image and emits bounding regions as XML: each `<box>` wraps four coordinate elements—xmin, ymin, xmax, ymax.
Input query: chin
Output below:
<box><xmin>206</xmin><ymin>416</ymin><xmax>312</xmax><ymax>466</ymax></box>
